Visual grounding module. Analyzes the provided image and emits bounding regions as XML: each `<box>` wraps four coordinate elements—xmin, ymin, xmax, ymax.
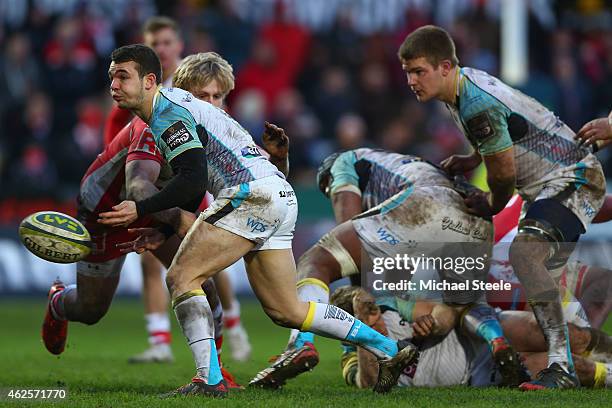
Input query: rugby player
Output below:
<box><xmin>398</xmin><ymin>25</ymin><xmax>606</xmax><ymax>389</ymax></box>
<box><xmin>99</xmin><ymin>44</ymin><xmax>418</xmax><ymax>397</ymax></box>
<box><xmin>41</xmin><ymin>52</ymin><xmax>287</xmax><ymax>389</ymax></box>
<box><xmin>104</xmin><ymin>16</ymin><xmax>185</xmax><ymax>363</ymax></box>
<box><xmin>332</xmin><ymin>286</ymin><xmax>612</xmax><ymax>389</ymax></box>
<box><xmin>250</xmin><ymin>148</ymin><xmax>527</xmax><ymax>388</ymax></box>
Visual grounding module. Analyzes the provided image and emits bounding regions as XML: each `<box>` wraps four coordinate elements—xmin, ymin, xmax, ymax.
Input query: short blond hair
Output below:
<box><xmin>173</xmin><ymin>52</ymin><xmax>235</xmax><ymax>97</ymax></box>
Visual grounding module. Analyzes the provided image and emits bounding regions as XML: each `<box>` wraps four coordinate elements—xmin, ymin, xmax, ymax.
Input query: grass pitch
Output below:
<box><xmin>0</xmin><ymin>298</ymin><xmax>610</xmax><ymax>407</ymax></box>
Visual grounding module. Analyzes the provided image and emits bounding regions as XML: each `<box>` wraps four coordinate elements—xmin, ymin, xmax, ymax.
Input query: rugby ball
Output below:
<box><xmin>19</xmin><ymin>211</ymin><xmax>91</xmax><ymax>263</ymax></box>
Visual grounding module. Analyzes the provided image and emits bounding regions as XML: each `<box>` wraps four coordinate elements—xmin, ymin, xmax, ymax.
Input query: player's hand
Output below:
<box><xmin>440</xmin><ymin>153</ymin><xmax>482</xmax><ymax>176</ymax></box>
<box><xmin>98</xmin><ymin>200</ymin><xmax>138</xmax><ymax>227</ymax></box>
<box><xmin>412</xmin><ymin>314</ymin><xmax>435</xmax><ymax>338</ymax></box>
<box><xmin>262</xmin><ymin>121</ymin><xmax>289</xmax><ymax>160</ymax></box>
<box><xmin>575</xmin><ymin>118</ymin><xmax>612</xmax><ymax>147</ymax></box>
<box><xmin>116</xmin><ymin>227</ymin><xmax>166</xmax><ymax>254</ymax></box>
<box><xmin>464</xmin><ymin>191</ymin><xmax>495</xmax><ymax>217</ymax></box>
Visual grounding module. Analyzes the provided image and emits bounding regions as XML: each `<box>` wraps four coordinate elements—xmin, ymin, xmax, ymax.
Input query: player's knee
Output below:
<box><xmin>262</xmin><ymin>306</ymin><xmax>295</xmax><ymax>328</ymax></box>
<box><xmin>297</xmin><ymin>246</ymin><xmax>336</xmax><ymax>283</ymax></box>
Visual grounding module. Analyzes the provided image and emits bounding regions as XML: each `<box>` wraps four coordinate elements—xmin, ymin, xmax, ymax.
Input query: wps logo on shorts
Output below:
<box><xmin>246</xmin><ymin>217</ymin><xmax>267</xmax><ymax>233</ymax></box>
<box><xmin>161</xmin><ymin>121</ymin><xmax>194</xmax><ymax>151</ymax></box>
<box><xmin>377</xmin><ymin>227</ymin><xmax>399</xmax><ymax>245</ymax></box>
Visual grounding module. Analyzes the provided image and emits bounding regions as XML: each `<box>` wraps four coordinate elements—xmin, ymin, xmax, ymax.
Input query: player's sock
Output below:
<box><xmin>593</xmin><ymin>362</ymin><xmax>612</xmax><ymax>388</ymax></box>
<box><xmin>462</xmin><ymin>304</ymin><xmax>506</xmax><ymax>350</ymax></box>
<box><xmin>301</xmin><ymin>301</ymin><xmax>397</xmax><ymax>359</ymax></box>
<box><xmin>585</xmin><ymin>328</ymin><xmax>612</xmax><ymax>362</ymax></box>
<box><xmin>51</xmin><ymin>284</ymin><xmax>76</xmax><ymax>320</ymax></box>
<box><xmin>530</xmin><ymin>291</ymin><xmax>575</xmax><ymax>375</ymax></box>
<box><xmin>173</xmin><ymin>290</ymin><xmax>222</xmax><ymax>385</ymax></box>
<box><xmin>145</xmin><ymin>312</ymin><xmax>172</xmax><ymax>346</ymax></box>
<box><xmin>223</xmin><ymin>299</ymin><xmax>241</xmax><ymax>330</ymax></box>
<box><xmin>288</xmin><ymin>278</ymin><xmax>330</xmax><ymax>348</ymax></box>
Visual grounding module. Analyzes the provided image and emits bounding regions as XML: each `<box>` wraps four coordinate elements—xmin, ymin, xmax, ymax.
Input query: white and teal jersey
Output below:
<box><xmin>148</xmin><ymin>87</ymin><xmax>283</xmax><ymax>197</ymax></box>
<box><xmin>446</xmin><ymin>67</ymin><xmax>592</xmax><ymax>190</ymax></box>
<box><xmin>329</xmin><ymin>148</ymin><xmax>452</xmax><ymax>210</ymax></box>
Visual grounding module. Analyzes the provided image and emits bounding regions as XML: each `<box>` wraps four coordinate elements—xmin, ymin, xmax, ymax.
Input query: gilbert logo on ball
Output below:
<box><xmin>19</xmin><ymin>211</ymin><xmax>91</xmax><ymax>263</ymax></box>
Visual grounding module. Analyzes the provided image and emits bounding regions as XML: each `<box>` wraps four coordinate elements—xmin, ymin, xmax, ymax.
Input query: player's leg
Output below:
<box><xmin>128</xmin><ymin>252</ymin><xmax>173</xmax><ymax>363</ymax></box>
<box><xmin>522</xmin><ymin>353</ymin><xmax>612</xmax><ymax>388</ymax></box>
<box><xmin>288</xmin><ymin>223</ymin><xmax>361</xmax><ymax>349</ymax></box>
<box><xmin>461</xmin><ymin>303</ymin><xmax>530</xmax><ymax>386</ymax></box>
<box><xmin>509</xmin><ymin>199</ymin><xmax>584</xmax><ymax>389</ymax></box>
<box><xmin>244</xmin><ymin>248</ymin><xmax>417</xmax><ymax>393</ymax></box>
<box><xmin>42</xmin><ymin>257</ymin><xmax>123</xmax><ymax>355</ymax></box>
<box><xmin>213</xmin><ymin>270</ymin><xmax>252</xmax><ymax>362</ymax></box>
<box><xmin>574</xmin><ymin>264</ymin><xmax>612</xmax><ymax>329</ymax></box>
<box><xmin>163</xmin><ymin>217</ymin><xmax>254</xmax><ymax>397</ymax></box>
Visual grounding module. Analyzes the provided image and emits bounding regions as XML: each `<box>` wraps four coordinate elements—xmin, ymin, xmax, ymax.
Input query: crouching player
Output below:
<box><xmin>333</xmin><ymin>286</ymin><xmax>612</xmax><ymax>389</ymax></box>
<box><xmin>250</xmin><ymin>148</ymin><xmax>527</xmax><ymax>388</ymax></box>
<box><xmin>99</xmin><ymin>45</ymin><xmax>418</xmax><ymax>397</ymax></box>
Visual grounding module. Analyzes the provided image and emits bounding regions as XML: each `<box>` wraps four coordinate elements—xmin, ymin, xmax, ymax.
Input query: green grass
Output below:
<box><xmin>0</xmin><ymin>298</ymin><xmax>610</xmax><ymax>407</ymax></box>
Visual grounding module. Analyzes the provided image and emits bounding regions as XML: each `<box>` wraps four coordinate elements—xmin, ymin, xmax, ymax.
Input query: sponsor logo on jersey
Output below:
<box><xmin>161</xmin><ymin>121</ymin><xmax>194</xmax><ymax>151</ymax></box>
<box><xmin>241</xmin><ymin>145</ymin><xmax>262</xmax><ymax>158</ymax></box>
<box><xmin>466</xmin><ymin>112</ymin><xmax>495</xmax><ymax>141</ymax></box>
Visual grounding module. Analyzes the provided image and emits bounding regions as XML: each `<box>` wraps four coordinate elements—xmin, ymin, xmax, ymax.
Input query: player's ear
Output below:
<box><xmin>439</xmin><ymin>60</ymin><xmax>453</xmax><ymax>76</ymax></box>
<box><xmin>144</xmin><ymin>73</ymin><xmax>157</xmax><ymax>90</ymax></box>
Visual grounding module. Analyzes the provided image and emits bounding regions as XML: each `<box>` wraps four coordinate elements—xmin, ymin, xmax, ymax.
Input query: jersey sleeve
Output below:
<box><xmin>460</xmin><ymin>81</ymin><xmax>513</xmax><ymax>156</ymax></box>
<box><xmin>150</xmin><ymin>98</ymin><xmax>203</xmax><ymax>162</ymax></box>
<box><xmin>126</xmin><ymin>119</ymin><xmax>164</xmax><ymax>164</ymax></box>
<box><xmin>329</xmin><ymin>151</ymin><xmax>360</xmax><ymax>195</ymax></box>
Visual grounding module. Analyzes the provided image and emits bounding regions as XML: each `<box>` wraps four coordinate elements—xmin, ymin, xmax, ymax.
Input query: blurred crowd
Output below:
<box><xmin>0</xmin><ymin>0</ymin><xmax>610</xmax><ymax>202</ymax></box>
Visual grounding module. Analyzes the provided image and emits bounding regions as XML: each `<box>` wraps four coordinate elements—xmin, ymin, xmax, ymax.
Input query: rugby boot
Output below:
<box><xmin>492</xmin><ymin>339</ymin><xmax>531</xmax><ymax>387</ymax></box>
<box><xmin>41</xmin><ymin>279</ymin><xmax>68</xmax><ymax>355</ymax></box>
<box><xmin>128</xmin><ymin>343</ymin><xmax>174</xmax><ymax>364</ymax></box>
<box><xmin>373</xmin><ymin>339</ymin><xmax>419</xmax><ymax>393</ymax></box>
<box><xmin>519</xmin><ymin>363</ymin><xmax>580</xmax><ymax>390</ymax></box>
<box><xmin>162</xmin><ymin>378</ymin><xmax>228</xmax><ymax>398</ymax></box>
<box><xmin>248</xmin><ymin>342</ymin><xmax>319</xmax><ymax>389</ymax></box>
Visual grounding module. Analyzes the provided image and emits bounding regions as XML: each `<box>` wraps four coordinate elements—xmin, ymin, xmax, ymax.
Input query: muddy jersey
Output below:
<box><xmin>148</xmin><ymin>87</ymin><xmax>283</xmax><ymax>197</ymax></box>
<box><xmin>79</xmin><ymin>118</ymin><xmax>168</xmax><ymax>215</ymax></box>
<box><xmin>329</xmin><ymin>148</ymin><xmax>453</xmax><ymax>210</ymax></box>
<box><xmin>446</xmin><ymin>67</ymin><xmax>594</xmax><ymax>190</ymax></box>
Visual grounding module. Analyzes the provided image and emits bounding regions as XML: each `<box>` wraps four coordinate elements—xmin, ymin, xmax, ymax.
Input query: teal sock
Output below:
<box><xmin>345</xmin><ymin>320</ymin><xmax>398</xmax><ymax>359</ymax></box>
<box><xmin>294</xmin><ymin>332</ymin><xmax>315</xmax><ymax>348</ymax></box>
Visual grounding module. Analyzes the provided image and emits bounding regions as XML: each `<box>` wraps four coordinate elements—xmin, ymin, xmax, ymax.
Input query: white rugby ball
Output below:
<box><xmin>19</xmin><ymin>211</ymin><xmax>91</xmax><ymax>264</ymax></box>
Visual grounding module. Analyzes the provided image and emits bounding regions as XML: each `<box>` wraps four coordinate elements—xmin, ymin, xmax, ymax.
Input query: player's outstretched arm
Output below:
<box><xmin>98</xmin><ymin>148</ymin><xmax>207</xmax><ymax>227</ymax></box>
<box><xmin>125</xmin><ymin>158</ymin><xmax>193</xmax><ymax>236</ymax></box>
<box><xmin>262</xmin><ymin>121</ymin><xmax>290</xmax><ymax>177</ymax></box>
<box><xmin>331</xmin><ymin>191</ymin><xmax>363</xmax><ymax>224</ymax></box>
